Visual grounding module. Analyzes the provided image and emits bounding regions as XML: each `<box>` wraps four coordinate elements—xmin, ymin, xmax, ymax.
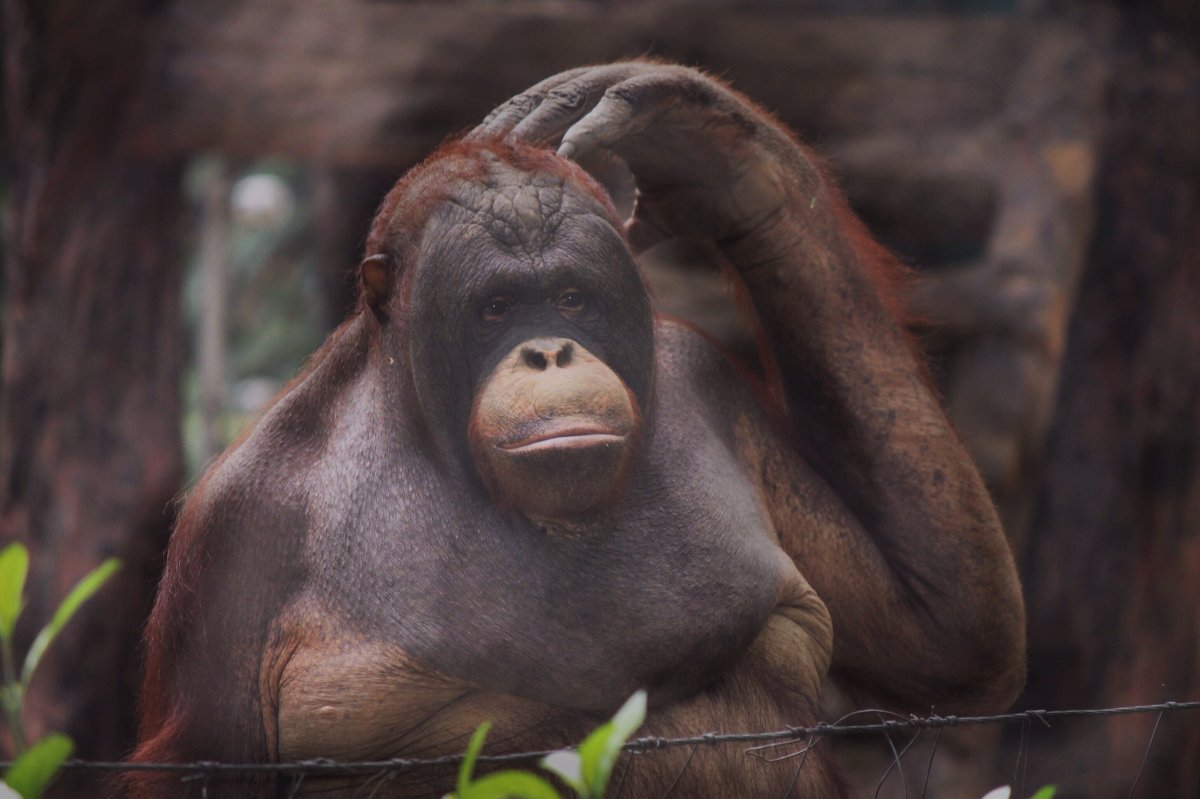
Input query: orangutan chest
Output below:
<box><xmin>273</xmin><ymin>602</ymin><xmax>835</xmax><ymax>798</ymax></box>
<box><xmin>273</xmin><ymin>614</ymin><xmax>828</xmax><ymax>763</ymax></box>
<box><xmin>301</xmin><ymin>426</ymin><xmax>789</xmax><ymax>713</ymax></box>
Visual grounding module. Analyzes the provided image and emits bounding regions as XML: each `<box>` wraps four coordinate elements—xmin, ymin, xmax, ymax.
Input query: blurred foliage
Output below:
<box><xmin>181</xmin><ymin>156</ymin><xmax>325</xmax><ymax>478</ymax></box>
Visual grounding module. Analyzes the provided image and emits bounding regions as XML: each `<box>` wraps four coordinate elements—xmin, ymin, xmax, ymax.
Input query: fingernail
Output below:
<box><xmin>558</xmin><ymin>141</ymin><xmax>577</xmax><ymax>159</ymax></box>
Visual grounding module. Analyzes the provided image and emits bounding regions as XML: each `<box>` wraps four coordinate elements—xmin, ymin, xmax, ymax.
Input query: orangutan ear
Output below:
<box><xmin>360</xmin><ymin>253</ymin><xmax>392</xmax><ymax>307</ymax></box>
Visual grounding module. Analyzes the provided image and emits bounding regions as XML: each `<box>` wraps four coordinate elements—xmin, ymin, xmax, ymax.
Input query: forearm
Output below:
<box><xmin>722</xmin><ymin>183</ymin><xmax>1025</xmax><ymax>706</ymax></box>
<box><xmin>720</xmin><ymin>196</ymin><xmax>952</xmax><ymax>523</ymax></box>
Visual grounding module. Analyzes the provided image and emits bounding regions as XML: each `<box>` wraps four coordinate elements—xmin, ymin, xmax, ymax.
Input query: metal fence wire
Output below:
<box><xmin>6</xmin><ymin>700</ymin><xmax>1199</xmax><ymax>795</ymax></box>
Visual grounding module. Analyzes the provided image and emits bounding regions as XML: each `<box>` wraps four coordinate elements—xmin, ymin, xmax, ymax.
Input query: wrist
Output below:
<box><xmin>717</xmin><ymin>206</ymin><xmax>809</xmax><ymax>274</ymax></box>
<box><xmin>716</xmin><ymin>147</ymin><xmax>823</xmax><ymax>270</ymax></box>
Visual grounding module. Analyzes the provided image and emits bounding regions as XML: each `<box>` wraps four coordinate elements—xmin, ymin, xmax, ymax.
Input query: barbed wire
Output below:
<box><xmin>5</xmin><ymin>699</ymin><xmax>1196</xmax><ymax>777</ymax></box>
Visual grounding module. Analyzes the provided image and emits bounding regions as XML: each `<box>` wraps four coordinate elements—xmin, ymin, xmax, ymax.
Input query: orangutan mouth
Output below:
<box><xmin>500</xmin><ymin>425</ymin><xmax>627</xmax><ymax>453</ymax></box>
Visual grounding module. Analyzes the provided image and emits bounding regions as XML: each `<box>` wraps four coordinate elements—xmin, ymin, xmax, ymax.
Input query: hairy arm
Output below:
<box><xmin>479</xmin><ymin>62</ymin><xmax>1025</xmax><ymax>712</ymax></box>
<box><xmin>127</xmin><ymin>453</ymin><xmax>308</xmax><ymax>797</ymax></box>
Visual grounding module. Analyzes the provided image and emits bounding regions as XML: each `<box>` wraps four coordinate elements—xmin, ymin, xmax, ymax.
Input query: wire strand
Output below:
<box><xmin>6</xmin><ymin>700</ymin><xmax>1196</xmax><ymax>777</ymax></box>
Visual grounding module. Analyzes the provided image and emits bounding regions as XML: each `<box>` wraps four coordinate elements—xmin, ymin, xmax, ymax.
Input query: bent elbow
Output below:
<box><xmin>973</xmin><ymin>606</ymin><xmax>1027</xmax><ymax>712</ymax></box>
<box><xmin>945</xmin><ymin>599</ymin><xmax>1028</xmax><ymax>714</ymax></box>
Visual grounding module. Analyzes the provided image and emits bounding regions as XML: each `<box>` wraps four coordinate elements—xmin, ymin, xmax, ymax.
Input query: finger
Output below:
<box><xmin>556</xmin><ymin>89</ymin><xmax>645</xmax><ymax>164</ymax></box>
<box><xmin>466</xmin><ymin>67</ymin><xmax>594</xmax><ymax>141</ymax></box>
<box><xmin>506</xmin><ymin>82</ymin><xmax>603</xmax><ymax>146</ymax></box>
<box><xmin>478</xmin><ymin>69</ymin><xmax>597</xmax><ymax>135</ymax></box>
<box><xmin>507</xmin><ymin>64</ymin><xmax>654</xmax><ymax>145</ymax></box>
<box><xmin>556</xmin><ymin>71</ymin><xmax>711</xmax><ymax>164</ymax></box>
<box><xmin>468</xmin><ymin>92</ymin><xmax>546</xmax><ymax>141</ymax></box>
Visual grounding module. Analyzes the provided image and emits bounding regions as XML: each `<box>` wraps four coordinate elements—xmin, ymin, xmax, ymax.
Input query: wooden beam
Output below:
<box><xmin>137</xmin><ymin>1</ymin><xmax>1047</xmax><ymax>166</ymax></box>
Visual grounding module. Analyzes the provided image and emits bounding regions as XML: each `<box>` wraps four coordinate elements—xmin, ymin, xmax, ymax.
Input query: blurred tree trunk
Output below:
<box><xmin>0</xmin><ymin>1</ymin><xmax>185</xmax><ymax>793</ymax></box>
<box><xmin>313</xmin><ymin>166</ymin><xmax>399</xmax><ymax>331</ymax></box>
<box><xmin>198</xmin><ymin>161</ymin><xmax>231</xmax><ymax>464</ymax></box>
<box><xmin>1019</xmin><ymin>11</ymin><xmax>1200</xmax><ymax>795</ymax></box>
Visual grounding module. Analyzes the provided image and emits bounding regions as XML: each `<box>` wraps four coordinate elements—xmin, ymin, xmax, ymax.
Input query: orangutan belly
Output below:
<box><xmin>274</xmin><ymin>589</ymin><xmax>836</xmax><ymax>797</ymax></box>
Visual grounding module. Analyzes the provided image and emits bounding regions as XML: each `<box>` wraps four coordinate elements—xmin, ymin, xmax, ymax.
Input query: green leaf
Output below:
<box><xmin>3</xmin><ymin>733</ymin><xmax>73</xmax><ymax>798</ymax></box>
<box><xmin>0</xmin><ymin>544</ymin><xmax>29</xmax><ymax>641</ymax></box>
<box><xmin>456</xmin><ymin>722</ymin><xmax>492</xmax><ymax>798</ymax></box>
<box><xmin>608</xmin><ymin>691</ymin><xmax>647</xmax><ymax>743</ymax></box>
<box><xmin>1</xmin><ymin>684</ymin><xmax>23</xmax><ymax>711</ymax></box>
<box><xmin>539</xmin><ymin>750</ymin><xmax>584</xmax><ymax>794</ymax></box>
<box><xmin>577</xmin><ymin>720</ymin><xmax>611</xmax><ymax>795</ymax></box>
<box><xmin>461</xmin><ymin>770</ymin><xmax>561</xmax><ymax>799</ymax></box>
<box><xmin>1029</xmin><ymin>787</ymin><xmax>1057</xmax><ymax>799</ymax></box>
<box><xmin>577</xmin><ymin>691</ymin><xmax>646</xmax><ymax>798</ymax></box>
<box><xmin>20</xmin><ymin>559</ymin><xmax>119</xmax><ymax>686</ymax></box>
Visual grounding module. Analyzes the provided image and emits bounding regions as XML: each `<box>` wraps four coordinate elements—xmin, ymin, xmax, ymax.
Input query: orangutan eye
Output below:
<box><xmin>482</xmin><ymin>297</ymin><xmax>513</xmax><ymax>321</ymax></box>
<box><xmin>556</xmin><ymin>289</ymin><xmax>586</xmax><ymax>313</ymax></box>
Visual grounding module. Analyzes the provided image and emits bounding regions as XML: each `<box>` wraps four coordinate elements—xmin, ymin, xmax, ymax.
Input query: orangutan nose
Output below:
<box><xmin>520</xmin><ymin>339</ymin><xmax>575</xmax><ymax>370</ymax></box>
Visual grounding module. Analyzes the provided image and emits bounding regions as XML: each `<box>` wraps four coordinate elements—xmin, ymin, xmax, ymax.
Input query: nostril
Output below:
<box><xmin>556</xmin><ymin>343</ymin><xmax>574</xmax><ymax>368</ymax></box>
<box><xmin>522</xmin><ymin>348</ymin><xmax>549</xmax><ymax>370</ymax></box>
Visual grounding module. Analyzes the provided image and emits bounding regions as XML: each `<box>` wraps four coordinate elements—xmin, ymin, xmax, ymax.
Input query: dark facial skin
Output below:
<box><xmin>403</xmin><ymin>162</ymin><xmax>652</xmax><ymax>517</ymax></box>
<box><xmin>129</xmin><ymin>65</ymin><xmax>1026</xmax><ymax>799</ymax></box>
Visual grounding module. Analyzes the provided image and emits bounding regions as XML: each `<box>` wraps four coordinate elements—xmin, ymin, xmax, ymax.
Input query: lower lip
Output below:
<box><xmin>502</xmin><ymin>433</ymin><xmax>626</xmax><ymax>453</ymax></box>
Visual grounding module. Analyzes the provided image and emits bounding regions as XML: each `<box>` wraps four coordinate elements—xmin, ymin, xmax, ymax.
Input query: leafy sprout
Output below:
<box><xmin>1</xmin><ymin>542</ymin><xmax>119</xmax><ymax>798</ymax></box>
<box><xmin>445</xmin><ymin>690</ymin><xmax>647</xmax><ymax>799</ymax></box>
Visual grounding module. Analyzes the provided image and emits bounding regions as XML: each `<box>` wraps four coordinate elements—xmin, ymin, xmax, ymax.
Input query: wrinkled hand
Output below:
<box><xmin>469</xmin><ymin>63</ymin><xmax>815</xmax><ymax>249</ymax></box>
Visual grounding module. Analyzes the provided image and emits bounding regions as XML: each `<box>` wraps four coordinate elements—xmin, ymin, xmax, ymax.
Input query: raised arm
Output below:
<box><xmin>478</xmin><ymin>62</ymin><xmax>1026</xmax><ymax>712</ymax></box>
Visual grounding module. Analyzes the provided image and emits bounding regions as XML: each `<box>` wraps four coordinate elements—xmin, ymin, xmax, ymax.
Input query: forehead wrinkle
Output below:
<box><xmin>422</xmin><ymin>219</ymin><xmax>541</xmax><ymax>308</ymax></box>
<box><xmin>437</xmin><ymin>170</ymin><xmax>569</xmax><ymax>256</ymax></box>
<box><xmin>417</xmin><ymin>176</ymin><xmax>633</xmax><ymax>311</ymax></box>
<box><xmin>488</xmin><ymin>180</ymin><xmax>566</xmax><ymax>245</ymax></box>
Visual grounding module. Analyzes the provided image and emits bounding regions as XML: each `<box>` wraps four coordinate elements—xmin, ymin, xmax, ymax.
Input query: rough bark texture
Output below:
<box><xmin>1019</xmin><ymin>17</ymin><xmax>1200</xmax><ymax>795</ymax></box>
<box><xmin>0</xmin><ymin>0</ymin><xmax>185</xmax><ymax>790</ymax></box>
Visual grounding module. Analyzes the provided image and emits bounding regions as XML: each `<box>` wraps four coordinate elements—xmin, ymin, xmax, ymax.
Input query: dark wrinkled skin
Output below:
<box><xmin>130</xmin><ymin>63</ymin><xmax>1026</xmax><ymax>798</ymax></box>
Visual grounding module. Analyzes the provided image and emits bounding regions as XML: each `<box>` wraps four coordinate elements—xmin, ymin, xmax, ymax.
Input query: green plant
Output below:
<box><xmin>0</xmin><ymin>542</ymin><xmax>119</xmax><ymax>799</ymax></box>
<box><xmin>445</xmin><ymin>690</ymin><xmax>647</xmax><ymax>799</ymax></box>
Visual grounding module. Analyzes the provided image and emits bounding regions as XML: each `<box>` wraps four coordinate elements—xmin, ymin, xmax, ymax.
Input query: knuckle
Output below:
<box><xmin>511</xmin><ymin>92</ymin><xmax>541</xmax><ymax>115</ymax></box>
<box><xmin>547</xmin><ymin>85</ymin><xmax>586</xmax><ymax>111</ymax></box>
<box><xmin>480</xmin><ymin>107</ymin><xmax>502</xmax><ymax>126</ymax></box>
<box><xmin>492</xmin><ymin>92</ymin><xmax>540</xmax><ymax>123</ymax></box>
<box><xmin>604</xmin><ymin>82</ymin><xmax>640</xmax><ymax>109</ymax></box>
<box><xmin>602</xmin><ymin>68</ymin><xmax>722</xmax><ymax>112</ymax></box>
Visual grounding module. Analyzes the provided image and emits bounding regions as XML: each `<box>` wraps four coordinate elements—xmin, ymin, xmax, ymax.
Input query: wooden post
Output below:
<box><xmin>0</xmin><ymin>3</ymin><xmax>186</xmax><ymax>792</ymax></box>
